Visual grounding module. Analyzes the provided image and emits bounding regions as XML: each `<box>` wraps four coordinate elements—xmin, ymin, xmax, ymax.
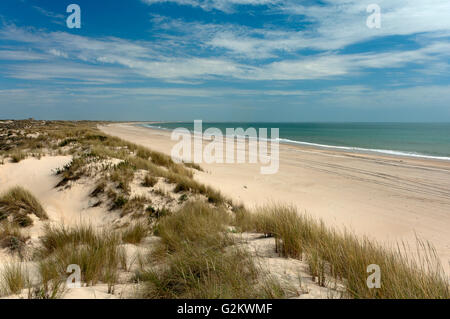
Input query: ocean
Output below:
<box><xmin>141</xmin><ymin>122</ymin><xmax>450</xmax><ymax>161</ymax></box>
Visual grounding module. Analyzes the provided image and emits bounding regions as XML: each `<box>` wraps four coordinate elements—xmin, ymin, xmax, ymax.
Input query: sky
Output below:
<box><xmin>0</xmin><ymin>0</ymin><xmax>449</xmax><ymax>121</ymax></box>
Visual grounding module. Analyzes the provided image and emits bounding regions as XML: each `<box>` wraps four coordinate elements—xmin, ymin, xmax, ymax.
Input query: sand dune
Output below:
<box><xmin>0</xmin><ymin>156</ymin><xmax>118</xmax><ymax>231</ymax></box>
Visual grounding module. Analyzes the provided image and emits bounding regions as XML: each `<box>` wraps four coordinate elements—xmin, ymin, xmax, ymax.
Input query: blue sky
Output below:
<box><xmin>0</xmin><ymin>0</ymin><xmax>449</xmax><ymax>121</ymax></box>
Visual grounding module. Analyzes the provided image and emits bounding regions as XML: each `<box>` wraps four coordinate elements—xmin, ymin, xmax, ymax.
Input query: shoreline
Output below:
<box><xmin>100</xmin><ymin>123</ymin><xmax>450</xmax><ymax>274</ymax></box>
<box><xmin>137</xmin><ymin>122</ymin><xmax>450</xmax><ymax>163</ymax></box>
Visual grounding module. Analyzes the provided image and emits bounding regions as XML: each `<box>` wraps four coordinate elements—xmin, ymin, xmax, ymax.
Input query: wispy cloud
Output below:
<box><xmin>2</xmin><ymin>60</ymin><xmax>127</xmax><ymax>84</ymax></box>
<box><xmin>0</xmin><ymin>49</ymin><xmax>47</xmax><ymax>61</ymax></box>
<box><xmin>141</xmin><ymin>0</ymin><xmax>279</xmax><ymax>13</ymax></box>
<box><xmin>0</xmin><ymin>0</ymin><xmax>449</xmax><ymax>120</ymax></box>
<box><xmin>32</xmin><ymin>5</ymin><xmax>65</xmax><ymax>25</ymax></box>
<box><xmin>1</xmin><ymin>23</ymin><xmax>448</xmax><ymax>82</ymax></box>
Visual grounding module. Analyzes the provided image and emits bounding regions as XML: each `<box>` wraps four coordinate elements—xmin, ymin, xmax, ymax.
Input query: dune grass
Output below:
<box><xmin>0</xmin><ymin>222</ymin><xmax>29</xmax><ymax>254</ymax></box>
<box><xmin>139</xmin><ymin>244</ymin><xmax>285</xmax><ymax>299</ymax></box>
<box><xmin>35</xmin><ymin>259</ymin><xmax>66</xmax><ymax>299</ymax></box>
<box><xmin>0</xmin><ymin>186</ymin><xmax>47</xmax><ymax>222</ymax></box>
<box><xmin>146</xmin><ymin>206</ymin><xmax>172</xmax><ymax>219</ymax></box>
<box><xmin>90</xmin><ymin>180</ymin><xmax>106</xmax><ymax>197</ymax></box>
<box><xmin>39</xmin><ymin>242</ymin><xmax>125</xmax><ymax>287</ymax></box>
<box><xmin>37</xmin><ymin>224</ymin><xmax>126</xmax><ymax>287</ymax></box>
<box><xmin>121</xmin><ymin>221</ymin><xmax>150</xmax><ymax>244</ymax></box>
<box><xmin>10</xmin><ymin>151</ymin><xmax>26</xmax><ymax>163</ymax></box>
<box><xmin>15</xmin><ymin>122</ymin><xmax>230</xmax><ymax>219</ymax></box>
<box><xmin>0</xmin><ymin>262</ymin><xmax>29</xmax><ymax>296</ymax></box>
<box><xmin>110</xmin><ymin>161</ymin><xmax>135</xmax><ymax>194</ymax></box>
<box><xmin>142</xmin><ymin>174</ymin><xmax>158</xmax><ymax>187</ymax></box>
<box><xmin>183</xmin><ymin>162</ymin><xmax>203</xmax><ymax>171</ymax></box>
<box><xmin>154</xmin><ymin>201</ymin><xmax>232</xmax><ymax>252</ymax></box>
<box><xmin>38</xmin><ymin>223</ymin><xmax>99</xmax><ymax>256</ymax></box>
<box><xmin>12</xmin><ymin>212</ymin><xmax>34</xmax><ymax>227</ymax></box>
<box><xmin>166</xmin><ymin>172</ymin><xmax>226</xmax><ymax>204</ymax></box>
<box><xmin>234</xmin><ymin>204</ymin><xmax>450</xmax><ymax>299</ymax></box>
<box><xmin>48</xmin><ymin>124</ymin><xmax>214</xmax><ymax>220</ymax></box>
<box><xmin>55</xmin><ymin>157</ymin><xmax>90</xmax><ymax>187</ymax></box>
<box><xmin>138</xmin><ymin>201</ymin><xmax>287</xmax><ymax>299</ymax></box>
<box><xmin>121</xmin><ymin>195</ymin><xmax>150</xmax><ymax>217</ymax></box>
<box><xmin>136</xmin><ymin>146</ymin><xmax>174</xmax><ymax>169</ymax></box>
<box><xmin>28</xmin><ymin>278</ymin><xmax>65</xmax><ymax>299</ymax></box>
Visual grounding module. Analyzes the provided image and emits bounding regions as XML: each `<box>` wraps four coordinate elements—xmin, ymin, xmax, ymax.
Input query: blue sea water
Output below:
<box><xmin>141</xmin><ymin>122</ymin><xmax>450</xmax><ymax>161</ymax></box>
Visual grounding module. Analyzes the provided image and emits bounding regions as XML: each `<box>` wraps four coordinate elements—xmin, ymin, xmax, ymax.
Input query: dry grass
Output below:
<box><xmin>12</xmin><ymin>212</ymin><xmax>33</xmax><ymax>227</ymax></box>
<box><xmin>37</xmin><ymin>224</ymin><xmax>126</xmax><ymax>287</ymax></box>
<box><xmin>55</xmin><ymin>157</ymin><xmax>90</xmax><ymax>187</ymax></box>
<box><xmin>0</xmin><ymin>262</ymin><xmax>29</xmax><ymax>296</ymax></box>
<box><xmin>110</xmin><ymin>161</ymin><xmax>135</xmax><ymax>194</ymax></box>
<box><xmin>139</xmin><ymin>245</ymin><xmax>285</xmax><ymax>299</ymax></box>
<box><xmin>107</xmin><ymin>189</ymin><xmax>128</xmax><ymax>210</ymax></box>
<box><xmin>146</xmin><ymin>206</ymin><xmax>172</xmax><ymax>219</ymax></box>
<box><xmin>28</xmin><ymin>279</ymin><xmax>65</xmax><ymax>299</ymax></box>
<box><xmin>10</xmin><ymin>151</ymin><xmax>26</xmax><ymax>163</ymax></box>
<box><xmin>90</xmin><ymin>181</ymin><xmax>106</xmax><ymax>197</ymax></box>
<box><xmin>235</xmin><ymin>204</ymin><xmax>450</xmax><ymax>299</ymax></box>
<box><xmin>167</xmin><ymin>173</ymin><xmax>226</xmax><ymax>204</ymax></box>
<box><xmin>138</xmin><ymin>201</ymin><xmax>288</xmax><ymax>299</ymax></box>
<box><xmin>121</xmin><ymin>196</ymin><xmax>150</xmax><ymax>217</ymax></box>
<box><xmin>183</xmin><ymin>162</ymin><xmax>203</xmax><ymax>171</ymax></box>
<box><xmin>154</xmin><ymin>201</ymin><xmax>232</xmax><ymax>252</ymax></box>
<box><xmin>0</xmin><ymin>186</ymin><xmax>47</xmax><ymax>221</ymax></box>
<box><xmin>121</xmin><ymin>221</ymin><xmax>150</xmax><ymax>244</ymax></box>
<box><xmin>250</xmin><ymin>205</ymin><xmax>303</xmax><ymax>258</ymax></box>
<box><xmin>142</xmin><ymin>174</ymin><xmax>158</xmax><ymax>187</ymax></box>
<box><xmin>38</xmin><ymin>224</ymin><xmax>99</xmax><ymax>256</ymax></box>
<box><xmin>35</xmin><ymin>259</ymin><xmax>66</xmax><ymax>299</ymax></box>
<box><xmin>0</xmin><ymin>222</ymin><xmax>29</xmax><ymax>254</ymax></box>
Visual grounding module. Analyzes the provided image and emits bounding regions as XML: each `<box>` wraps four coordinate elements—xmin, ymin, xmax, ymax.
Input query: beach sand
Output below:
<box><xmin>100</xmin><ymin>123</ymin><xmax>450</xmax><ymax>273</ymax></box>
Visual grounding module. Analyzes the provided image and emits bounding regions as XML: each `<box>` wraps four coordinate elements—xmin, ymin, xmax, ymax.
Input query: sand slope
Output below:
<box><xmin>0</xmin><ymin>156</ymin><xmax>118</xmax><ymax>231</ymax></box>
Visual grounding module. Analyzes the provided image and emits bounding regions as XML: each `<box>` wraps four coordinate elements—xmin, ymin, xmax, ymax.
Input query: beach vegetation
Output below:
<box><xmin>0</xmin><ymin>222</ymin><xmax>29</xmax><ymax>253</ymax></box>
<box><xmin>138</xmin><ymin>201</ymin><xmax>287</xmax><ymax>298</ymax></box>
<box><xmin>10</xmin><ymin>151</ymin><xmax>26</xmax><ymax>163</ymax></box>
<box><xmin>0</xmin><ymin>262</ymin><xmax>29</xmax><ymax>296</ymax></box>
<box><xmin>142</xmin><ymin>174</ymin><xmax>158</xmax><ymax>187</ymax></box>
<box><xmin>0</xmin><ymin>186</ymin><xmax>47</xmax><ymax>220</ymax></box>
<box><xmin>121</xmin><ymin>221</ymin><xmax>150</xmax><ymax>244</ymax></box>
<box><xmin>234</xmin><ymin>204</ymin><xmax>450</xmax><ymax>299</ymax></box>
<box><xmin>36</xmin><ymin>224</ymin><xmax>126</xmax><ymax>287</ymax></box>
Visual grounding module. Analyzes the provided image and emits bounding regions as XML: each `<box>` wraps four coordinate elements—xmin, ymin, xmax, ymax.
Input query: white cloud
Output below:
<box><xmin>192</xmin><ymin>0</ymin><xmax>450</xmax><ymax>59</ymax></box>
<box><xmin>141</xmin><ymin>0</ymin><xmax>278</xmax><ymax>12</ymax></box>
<box><xmin>32</xmin><ymin>6</ymin><xmax>65</xmax><ymax>19</ymax></box>
<box><xmin>281</xmin><ymin>0</ymin><xmax>450</xmax><ymax>49</ymax></box>
<box><xmin>145</xmin><ymin>1</ymin><xmax>450</xmax><ymax>65</ymax></box>
<box><xmin>4</xmin><ymin>62</ymin><xmax>125</xmax><ymax>84</ymax></box>
<box><xmin>2</xmin><ymin>0</ymin><xmax>450</xmax><ymax>85</ymax></box>
<box><xmin>0</xmin><ymin>49</ymin><xmax>47</xmax><ymax>61</ymax></box>
<box><xmin>1</xmin><ymin>23</ymin><xmax>448</xmax><ymax>82</ymax></box>
<box><xmin>48</xmin><ymin>49</ymin><xmax>68</xmax><ymax>58</ymax></box>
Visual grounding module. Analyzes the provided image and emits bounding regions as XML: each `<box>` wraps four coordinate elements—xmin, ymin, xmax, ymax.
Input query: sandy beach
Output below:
<box><xmin>1</xmin><ymin>119</ymin><xmax>448</xmax><ymax>299</ymax></box>
<box><xmin>100</xmin><ymin>123</ymin><xmax>450</xmax><ymax>273</ymax></box>
<box><xmin>2</xmin><ymin>0</ymin><xmax>449</xmax><ymax>303</ymax></box>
